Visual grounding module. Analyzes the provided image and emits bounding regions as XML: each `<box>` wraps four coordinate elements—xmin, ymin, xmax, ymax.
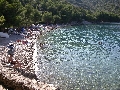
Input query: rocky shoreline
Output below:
<box><xmin>0</xmin><ymin>33</ymin><xmax>57</xmax><ymax>90</ymax></box>
<box><xmin>0</xmin><ymin>62</ymin><xmax>56</xmax><ymax>90</ymax></box>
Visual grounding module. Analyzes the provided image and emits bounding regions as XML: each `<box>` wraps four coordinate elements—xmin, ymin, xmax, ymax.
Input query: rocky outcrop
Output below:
<box><xmin>0</xmin><ymin>63</ymin><xmax>56</xmax><ymax>90</ymax></box>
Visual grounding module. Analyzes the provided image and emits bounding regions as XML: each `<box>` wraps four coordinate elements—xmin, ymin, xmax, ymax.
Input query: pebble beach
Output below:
<box><xmin>0</xmin><ymin>31</ymin><xmax>57</xmax><ymax>90</ymax></box>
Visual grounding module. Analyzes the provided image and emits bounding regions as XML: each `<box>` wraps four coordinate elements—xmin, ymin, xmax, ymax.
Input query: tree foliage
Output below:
<box><xmin>96</xmin><ymin>11</ymin><xmax>120</xmax><ymax>22</ymax></box>
<box><xmin>42</xmin><ymin>11</ymin><xmax>53</xmax><ymax>24</ymax></box>
<box><xmin>0</xmin><ymin>0</ymin><xmax>119</xmax><ymax>28</ymax></box>
<box><xmin>0</xmin><ymin>15</ymin><xmax>5</xmax><ymax>26</ymax></box>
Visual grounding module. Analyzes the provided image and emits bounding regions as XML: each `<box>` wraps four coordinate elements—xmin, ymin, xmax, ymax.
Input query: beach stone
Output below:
<box><xmin>0</xmin><ymin>65</ymin><xmax>56</xmax><ymax>90</ymax></box>
<box><xmin>0</xmin><ymin>33</ymin><xmax>57</xmax><ymax>90</ymax></box>
<box><xmin>0</xmin><ymin>85</ymin><xmax>6</xmax><ymax>90</ymax></box>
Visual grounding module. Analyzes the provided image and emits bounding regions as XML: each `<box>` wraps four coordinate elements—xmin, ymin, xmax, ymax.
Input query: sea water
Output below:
<box><xmin>36</xmin><ymin>25</ymin><xmax>120</xmax><ymax>90</ymax></box>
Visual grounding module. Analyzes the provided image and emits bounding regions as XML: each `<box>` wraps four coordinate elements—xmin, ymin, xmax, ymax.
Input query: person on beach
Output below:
<box><xmin>8</xmin><ymin>54</ymin><xmax>19</xmax><ymax>64</ymax></box>
<box><xmin>27</xmin><ymin>29</ymin><xmax>32</xmax><ymax>38</ymax></box>
<box><xmin>7</xmin><ymin>44</ymin><xmax>15</xmax><ymax>63</ymax></box>
<box><xmin>7</xmin><ymin>44</ymin><xmax>15</xmax><ymax>57</ymax></box>
<box><xmin>8</xmin><ymin>55</ymin><xmax>22</xmax><ymax>68</ymax></box>
<box><xmin>7</xmin><ymin>44</ymin><xmax>22</xmax><ymax>68</ymax></box>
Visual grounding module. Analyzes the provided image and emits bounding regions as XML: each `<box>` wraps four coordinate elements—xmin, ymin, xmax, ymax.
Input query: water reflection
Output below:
<box><xmin>36</xmin><ymin>25</ymin><xmax>120</xmax><ymax>90</ymax></box>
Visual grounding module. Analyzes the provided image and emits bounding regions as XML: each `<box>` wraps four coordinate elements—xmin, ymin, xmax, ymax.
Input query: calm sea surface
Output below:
<box><xmin>35</xmin><ymin>25</ymin><xmax>120</xmax><ymax>90</ymax></box>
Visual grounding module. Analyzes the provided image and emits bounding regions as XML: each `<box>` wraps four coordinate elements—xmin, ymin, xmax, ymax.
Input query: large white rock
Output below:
<box><xmin>0</xmin><ymin>32</ymin><xmax>9</xmax><ymax>38</ymax></box>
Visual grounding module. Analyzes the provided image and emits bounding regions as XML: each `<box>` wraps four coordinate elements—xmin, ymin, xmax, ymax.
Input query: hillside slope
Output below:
<box><xmin>66</xmin><ymin>0</ymin><xmax>120</xmax><ymax>15</ymax></box>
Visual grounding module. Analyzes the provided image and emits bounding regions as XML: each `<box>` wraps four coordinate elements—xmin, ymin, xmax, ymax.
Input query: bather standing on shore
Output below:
<box><xmin>7</xmin><ymin>44</ymin><xmax>22</xmax><ymax>68</ymax></box>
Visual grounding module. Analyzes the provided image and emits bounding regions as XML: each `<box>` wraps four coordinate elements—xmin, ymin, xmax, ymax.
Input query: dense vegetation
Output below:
<box><xmin>66</xmin><ymin>0</ymin><xmax>120</xmax><ymax>22</ymax></box>
<box><xmin>0</xmin><ymin>0</ymin><xmax>120</xmax><ymax>29</ymax></box>
<box><xmin>67</xmin><ymin>0</ymin><xmax>120</xmax><ymax>14</ymax></box>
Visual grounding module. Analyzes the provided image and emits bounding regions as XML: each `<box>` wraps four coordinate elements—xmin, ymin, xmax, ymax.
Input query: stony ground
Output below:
<box><xmin>0</xmin><ymin>33</ymin><xmax>57</xmax><ymax>90</ymax></box>
<box><xmin>0</xmin><ymin>85</ymin><xmax>6</xmax><ymax>90</ymax></box>
<box><xmin>0</xmin><ymin>34</ymin><xmax>36</xmax><ymax>74</ymax></box>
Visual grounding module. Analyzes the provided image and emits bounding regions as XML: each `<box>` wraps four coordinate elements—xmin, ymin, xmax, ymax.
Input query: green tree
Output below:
<box><xmin>53</xmin><ymin>15</ymin><xmax>61</xmax><ymax>24</ymax></box>
<box><xmin>23</xmin><ymin>4</ymin><xmax>34</xmax><ymax>26</ymax></box>
<box><xmin>42</xmin><ymin>11</ymin><xmax>53</xmax><ymax>24</ymax></box>
<box><xmin>32</xmin><ymin>9</ymin><xmax>42</xmax><ymax>24</ymax></box>
<box><xmin>0</xmin><ymin>0</ymin><xmax>23</xmax><ymax>27</ymax></box>
<box><xmin>71</xmin><ymin>7</ymin><xmax>83</xmax><ymax>22</ymax></box>
<box><xmin>96</xmin><ymin>11</ymin><xmax>120</xmax><ymax>22</ymax></box>
<box><xmin>60</xmin><ymin>5</ymin><xmax>73</xmax><ymax>23</ymax></box>
<box><xmin>0</xmin><ymin>15</ymin><xmax>5</xmax><ymax>26</ymax></box>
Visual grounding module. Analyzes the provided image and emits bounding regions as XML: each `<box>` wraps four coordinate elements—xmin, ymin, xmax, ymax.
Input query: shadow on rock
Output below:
<box><xmin>15</xmin><ymin>68</ymin><xmax>39</xmax><ymax>80</ymax></box>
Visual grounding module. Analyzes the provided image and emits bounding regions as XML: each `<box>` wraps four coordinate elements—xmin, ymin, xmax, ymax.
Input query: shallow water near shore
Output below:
<box><xmin>35</xmin><ymin>25</ymin><xmax>120</xmax><ymax>90</ymax></box>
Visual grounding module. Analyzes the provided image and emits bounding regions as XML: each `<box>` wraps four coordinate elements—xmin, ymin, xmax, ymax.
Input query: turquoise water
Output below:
<box><xmin>36</xmin><ymin>25</ymin><xmax>120</xmax><ymax>90</ymax></box>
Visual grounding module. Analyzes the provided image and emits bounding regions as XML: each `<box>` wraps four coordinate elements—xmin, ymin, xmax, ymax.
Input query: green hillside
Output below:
<box><xmin>0</xmin><ymin>0</ymin><xmax>120</xmax><ymax>29</ymax></box>
<box><xmin>66</xmin><ymin>0</ymin><xmax>120</xmax><ymax>15</ymax></box>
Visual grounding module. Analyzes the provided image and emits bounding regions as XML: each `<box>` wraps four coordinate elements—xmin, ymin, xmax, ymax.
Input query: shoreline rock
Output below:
<box><xmin>0</xmin><ymin>64</ymin><xmax>56</xmax><ymax>90</ymax></box>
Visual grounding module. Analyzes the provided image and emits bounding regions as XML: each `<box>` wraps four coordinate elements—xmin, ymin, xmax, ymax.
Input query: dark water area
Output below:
<box><xmin>35</xmin><ymin>25</ymin><xmax>120</xmax><ymax>90</ymax></box>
